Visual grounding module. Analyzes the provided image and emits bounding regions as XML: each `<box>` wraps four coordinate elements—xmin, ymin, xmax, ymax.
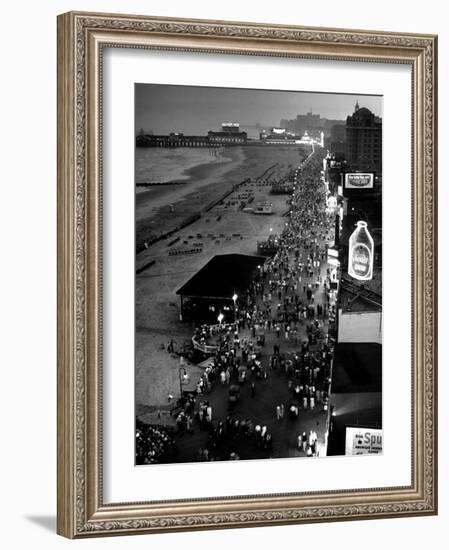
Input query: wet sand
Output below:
<box><xmin>136</xmin><ymin>146</ymin><xmax>308</xmax><ymax>249</ymax></box>
<box><xmin>136</xmin><ymin>147</ymin><xmax>245</xmax><ymax>222</ymax></box>
<box><xmin>135</xmin><ymin>147</ymin><xmax>234</xmax><ymax>186</ymax></box>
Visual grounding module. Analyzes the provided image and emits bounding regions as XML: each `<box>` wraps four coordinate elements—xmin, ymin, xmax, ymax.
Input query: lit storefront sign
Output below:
<box><xmin>348</xmin><ymin>221</ymin><xmax>374</xmax><ymax>281</ymax></box>
<box><xmin>344</xmin><ymin>173</ymin><xmax>374</xmax><ymax>189</ymax></box>
<box><xmin>345</xmin><ymin>427</ymin><xmax>383</xmax><ymax>456</ymax></box>
<box><xmin>327</xmin><ymin>248</ymin><xmax>340</xmax><ymax>268</ymax></box>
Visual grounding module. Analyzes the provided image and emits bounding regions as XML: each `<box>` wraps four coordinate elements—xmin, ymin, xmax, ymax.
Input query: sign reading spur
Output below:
<box><xmin>345</xmin><ymin>427</ymin><xmax>383</xmax><ymax>456</ymax></box>
<box><xmin>344</xmin><ymin>172</ymin><xmax>374</xmax><ymax>189</ymax></box>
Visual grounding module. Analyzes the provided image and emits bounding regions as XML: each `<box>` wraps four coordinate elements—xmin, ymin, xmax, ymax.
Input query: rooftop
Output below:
<box><xmin>339</xmin><ymin>273</ymin><xmax>382</xmax><ymax>312</ymax></box>
<box><xmin>176</xmin><ymin>254</ymin><xmax>266</xmax><ymax>299</ymax></box>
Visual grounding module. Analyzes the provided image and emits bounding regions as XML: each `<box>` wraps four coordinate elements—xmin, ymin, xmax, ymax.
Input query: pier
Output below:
<box><xmin>137</xmin><ymin>134</ymin><xmax>221</xmax><ymax>148</ymax></box>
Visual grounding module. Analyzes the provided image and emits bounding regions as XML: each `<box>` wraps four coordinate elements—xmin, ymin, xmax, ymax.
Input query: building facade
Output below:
<box><xmin>208</xmin><ymin>122</ymin><xmax>247</xmax><ymax>144</ymax></box>
<box><xmin>280</xmin><ymin>112</ymin><xmax>345</xmax><ymax>140</ymax></box>
<box><xmin>345</xmin><ymin>103</ymin><xmax>382</xmax><ymax>174</ymax></box>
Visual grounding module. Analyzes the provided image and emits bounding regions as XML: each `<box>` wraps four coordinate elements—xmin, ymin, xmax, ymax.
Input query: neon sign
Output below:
<box><xmin>348</xmin><ymin>221</ymin><xmax>374</xmax><ymax>281</ymax></box>
<box><xmin>344</xmin><ymin>173</ymin><xmax>374</xmax><ymax>189</ymax></box>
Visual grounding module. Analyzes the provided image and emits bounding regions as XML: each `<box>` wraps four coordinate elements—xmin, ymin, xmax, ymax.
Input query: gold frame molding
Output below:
<box><xmin>57</xmin><ymin>11</ymin><xmax>438</xmax><ymax>538</ymax></box>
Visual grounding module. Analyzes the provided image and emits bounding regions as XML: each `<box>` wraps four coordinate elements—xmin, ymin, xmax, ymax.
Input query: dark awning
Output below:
<box><xmin>176</xmin><ymin>254</ymin><xmax>266</xmax><ymax>299</ymax></box>
<box><xmin>332</xmin><ymin>342</ymin><xmax>382</xmax><ymax>393</ymax></box>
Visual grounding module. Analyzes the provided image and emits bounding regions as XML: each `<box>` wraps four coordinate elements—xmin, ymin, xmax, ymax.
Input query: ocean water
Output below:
<box><xmin>135</xmin><ymin>144</ymin><xmax>310</xmax><ymax>225</ymax></box>
<box><xmin>135</xmin><ymin>147</ymin><xmax>233</xmax><ymax>189</ymax></box>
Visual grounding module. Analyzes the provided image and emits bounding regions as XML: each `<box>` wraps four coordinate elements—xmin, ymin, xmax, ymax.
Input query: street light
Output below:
<box><xmin>217</xmin><ymin>313</ymin><xmax>224</xmax><ymax>327</ymax></box>
<box><xmin>232</xmin><ymin>293</ymin><xmax>238</xmax><ymax>322</ymax></box>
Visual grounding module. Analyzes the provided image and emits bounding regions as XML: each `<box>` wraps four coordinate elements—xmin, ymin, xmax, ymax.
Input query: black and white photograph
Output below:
<box><xmin>134</xmin><ymin>84</ymin><xmax>383</xmax><ymax>465</ymax></box>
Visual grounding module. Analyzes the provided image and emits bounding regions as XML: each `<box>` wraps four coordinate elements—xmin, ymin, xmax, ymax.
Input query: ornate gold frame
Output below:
<box><xmin>57</xmin><ymin>11</ymin><xmax>438</xmax><ymax>538</ymax></box>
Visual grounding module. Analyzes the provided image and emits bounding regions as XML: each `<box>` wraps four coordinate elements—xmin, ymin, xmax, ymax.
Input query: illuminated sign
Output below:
<box><xmin>271</xmin><ymin>127</ymin><xmax>286</xmax><ymax>134</ymax></box>
<box><xmin>345</xmin><ymin>427</ymin><xmax>383</xmax><ymax>456</ymax></box>
<box><xmin>350</xmin><ymin>244</ymin><xmax>371</xmax><ymax>278</ymax></box>
<box><xmin>348</xmin><ymin>221</ymin><xmax>374</xmax><ymax>281</ymax></box>
<box><xmin>344</xmin><ymin>173</ymin><xmax>374</xmax><ymax>189</ymax></box>
<box><xmin>327</xmin><ymin>196</ymin><xmax>337</xmax><ymax>208</ymax></box>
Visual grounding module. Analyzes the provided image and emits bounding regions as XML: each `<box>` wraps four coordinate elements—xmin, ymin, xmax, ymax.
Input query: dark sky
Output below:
<box><xmin>135</xmin><ymin>83</ymin><xmax>382</xmax><ymax>135</ymax></box>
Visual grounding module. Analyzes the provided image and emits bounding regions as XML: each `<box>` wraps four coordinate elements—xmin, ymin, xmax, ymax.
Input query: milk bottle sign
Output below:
<box><xmin>348</xmin><ymin>221</ymin><xmax>374</xmax><ymax>281</ymax></box>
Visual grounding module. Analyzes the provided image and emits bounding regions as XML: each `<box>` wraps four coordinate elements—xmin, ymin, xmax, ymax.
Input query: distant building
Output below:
<box><xmin>208</xmin><ymin>122</ymin><xmax>247</xmax><ymax>144</ymax></box>
<box><xmin>280</xmin><ymin>111</ymin><xmax>345</xmax><ymax>139</ymax></box>
<box><xmin>221</xmin><ymin>122</ymin><xmax>241</xmax><ymax>134</ymax></box>
<box><xmin>270</xmin><ymin>127</ymin><xmax>287</xmax><ymax>135</ymax></box>
<box><xmin>259</xmin><ymin>128</ymin><xmax>323</xmax><ymax>146</ymax></box>
<box><xmin>329</xmin><ymin>124</ymin><xmax>347</xmax><ymax>156</ymax></box>
<box><xmin>345</xmin><ymin>102</ymin><xmax>382</xmax><ymax>174</ymax></box>
<box><xmin>280</xmin><ymin>111</ymin><xmax>320</xmax><ymax>131</ymax></box>
<box><xmin>136</xmin><ymin>132</ymin><xmax>210</xmax><ymax>147</ymax></box>
<box><xmin>331</xmin><ymin>124</ymin><xmax>346</xmax><ymax>142</ymax></box>
<box><xmin>259</xmin><ymin>127</ymin><xmax>291</xmax><ymax>140</ymax></box>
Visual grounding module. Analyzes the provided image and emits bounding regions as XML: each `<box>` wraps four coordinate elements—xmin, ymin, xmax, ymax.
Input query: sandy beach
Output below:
<box><xmin>136</xmin><ymin>146</ymin><xmax>308</xmax><ymax>249</ymax></box>
<box><xmin>135</xmin><ymin>146</ymin><xmax>234</xmax><ymax>186</ymax></box>
<box><xmin>135</xmin><ymin>147</ymin><xmax>245</xmax><ymax>224</ymax></box>
<box><xmin>135</xmin><ymin>144</ymin><xmax>311</xmax><ymax>408</ymax></box>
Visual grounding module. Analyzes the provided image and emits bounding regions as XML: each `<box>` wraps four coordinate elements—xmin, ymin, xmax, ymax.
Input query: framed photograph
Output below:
<box><xmin>57</xmin><ymin>11</ymin><xmax>438</xmax><ymax>538</ymax></box>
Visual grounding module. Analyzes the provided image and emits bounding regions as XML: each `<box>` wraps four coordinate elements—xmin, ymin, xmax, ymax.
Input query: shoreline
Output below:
<box><xmin>136</xmin><ymin>146</ymin><xmax>247</xmax><ymax>224</ymax></box>
<box><xmin>135</xmin><ymin>147</ymin><xmax>236</xmax><ymax>189</ymax></box>
<box><xmin>135</xmin><ymin>145</ymin><xmax>310</xmax><ymax>249</ymax></box>
<box><xmin>176</xmin><ymin>146</ymin><xmax>241</xmax><ymax>183</ymax></box>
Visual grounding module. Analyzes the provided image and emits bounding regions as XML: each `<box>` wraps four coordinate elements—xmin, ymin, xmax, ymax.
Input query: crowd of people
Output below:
<box><xmin>138</xmin><ymin>147</ymin><xmax>338</xmax><ymax>464</ymax></box>
<box><xmin>135</xmin><ymin>419</ymin><xmax>176</xmax><ymax>465</ymax></box>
